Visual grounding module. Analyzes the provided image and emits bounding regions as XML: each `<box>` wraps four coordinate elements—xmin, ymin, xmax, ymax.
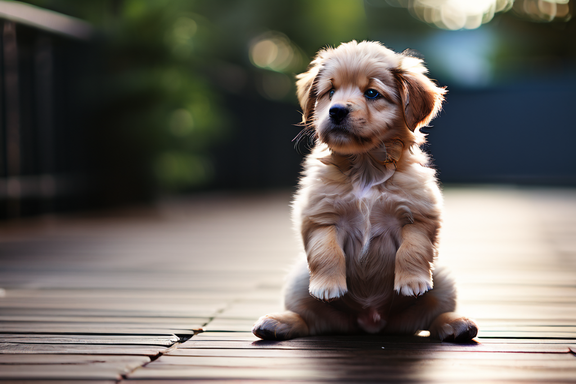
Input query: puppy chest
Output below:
<box><xmin>336</xmin><ymin>194</ymin><xmax>408</xmax><ymax>262</ymax></box>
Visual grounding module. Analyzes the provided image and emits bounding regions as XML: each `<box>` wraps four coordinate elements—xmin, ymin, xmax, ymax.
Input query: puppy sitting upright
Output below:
<box><xmin>253</xmin><ymin>41</ymin><xmax>478</xmax><ymax>342</ymax></box>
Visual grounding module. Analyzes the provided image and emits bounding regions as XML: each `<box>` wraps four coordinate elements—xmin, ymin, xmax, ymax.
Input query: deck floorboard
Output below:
<box><xmin>1</xmin><ymin>188</ymin><xmax>575</xmax><ymax>382</ymax></box>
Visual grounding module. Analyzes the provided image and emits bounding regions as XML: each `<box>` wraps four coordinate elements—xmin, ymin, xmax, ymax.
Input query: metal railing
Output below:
<box><xmin>0</xmin><ymin>2</ymin><xmax>95</xmax><ymax>218</ymax></box>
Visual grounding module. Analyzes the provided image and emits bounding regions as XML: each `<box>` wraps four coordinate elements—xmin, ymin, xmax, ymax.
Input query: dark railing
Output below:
<box><xmin>0</xmin><ymin>2</ymin><xmax>95</xmax><ymax>219</ymax></box>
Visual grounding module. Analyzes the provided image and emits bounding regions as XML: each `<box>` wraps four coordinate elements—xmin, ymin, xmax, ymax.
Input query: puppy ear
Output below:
<box><xmin>296</xmin><ymin>53</ymin><xmax>325</xmax><ymax>124</ymax></box>
<box><xmin>394</xmin><ymin>56</ymin><xmax>446</xmax><ymax>131</ymax></box>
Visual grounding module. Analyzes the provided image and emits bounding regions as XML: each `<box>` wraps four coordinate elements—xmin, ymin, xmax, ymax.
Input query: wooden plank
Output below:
<box><xmin>479</xmin><ymin>330</ymin><xmax>576</xmax><ymax>338</ymax></box>
<box><xmin>201</xmin><ymin>318</ymin><xmax>258</xmax><ymax>332</ymax></box>
<box><xmin>0</xmin><ymin>334</ymin><xmax>179</xmax><ymax>346</ymax></box>
<box><xmin>458</xmin><ymin>303</ymin><xmax>576</xmax><ymax>320</ymax></box>
<box><xmin>0</xmin><ymin>315</ymin><xmax>210</xmax><ymax>326</ymax></box>
<box><xmin>154</xmin><ymin>353</ymin><xmax>576</xmax><ymax>367</ymax></box>
<box><xmin>476</xmin><ymin>319</ymin><xmax>576</xmax><ymax>326</ymax></box>
<box><xmin>0</xmin><ymin>323</ymin><xmax>198</xmax><ymax>335</ymax></box>
<box><xmin>170</xmin><ymin>346</ymin><xmax>572</xmax><ymax>360</ymax></box>
<box><xmin>0</xmin><ymin>364</ymin><xmax>125</xmax><ymax>380</ymax></box>
<box><xmin>0</xmin><ymin>354</ymin><xmax>150</xmax><ymax>364</ymax></box>
<box><xmin>193</xmin><ymin>332</ymin><xmax>260</xmax><ymax>341</ymax></box>
<box><xmin>127</xmin><ymin>361</ymin><xmax>576</xmax><ymax>382</ymax></box>
<box><xmin>178</xmin><ymin>334</ymin><xmax>572</xmax><ymax>353</ymax></box>
<box><xmin>456</xmin><ymin>285</ymin><xmax>576</xmax><ymax>302</ymax></box>
<box><xmin>0</xmin><ymin>292</ymin><xmax>228</xmax><ymax>304</ymax></box>
<box><xmin>0</xmin><ymin>355</ymin><xmax>148</xmax><ymax>380</ymax></box>
<box><xmin>124</xmin><ymin>381</ymin><xmax>310</xmax><ymax>384</ymax></box>
<box><xmin>0</xmin><ymin>272</ymin><xmax>263</xmax><ymax>290</ymax></box>
<box><xmin>127</xmin><ymin>365</ymin><xmax>328</xmax><ymax>380</ymax></box>
<box><xmin>0</xmin><ymin>317</ymin><xmax>206</xmax><ymax>328</ymax></box>
<box><xmin>218</xmin><ymin>302</ymin><xmax>284</xmax><ymax>319</ymax></box>
<box><xmin>478</xmin><ymin>338</ymin><xmax>576</xmax><ymax>344</ymax></box>
<box><xmin>2</xmin><ymin>288</ymin><xmax>241</xmax><ymax>301</ymax></box>
<box><xmin>0</xmin><ymin>381</ymin><xmax>115</xmax><ymax>384</ymax></box>
<box><xmin>0</xmin><ymin>307</ymin><xmax>216</xmax><ymax>318</ymax></box>
<box><xmin>166</xmin><ymin>348</ymin><xmax>358</xmax><ymax>358</ymax></box>
<box><xmin>0</xmin><ymin>297</ymin><xmax>225</xmax><ymax>313</ymax></box>
<box><xmin>176</xmin><ymin>341</ymin><xmax>570</xmax><ymax>353</ymax></box>
<box><xmin>0</xmin><ymin>343</ymin><xmax>167</xmax><ymax>355</ymax></box>
<box><xmin>141</xmin><ymin>354</ymin><xmax>576</xmax><ymax>384</ymax></box>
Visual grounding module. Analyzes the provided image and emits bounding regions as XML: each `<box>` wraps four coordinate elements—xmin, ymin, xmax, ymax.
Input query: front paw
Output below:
<box><xmin>309</xmin><ymin>274</ymin><xmax>347</xmax><ymax>302</ymax></box>
<box><xmin>394</xmin><ymin>273</ymin><xmax>432</xmax><ymax>297</ymax></box>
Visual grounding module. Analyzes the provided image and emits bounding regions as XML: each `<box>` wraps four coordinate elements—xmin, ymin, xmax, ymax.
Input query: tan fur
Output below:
<box><xmin>305</xmin><ymin>225</ymin><xmax>348</xmax><ymax>301</ymax></box>
<box><xmin>253</xmin><ymin>41</ymin><xmax>477</xmax><ymax>342</ymax></box>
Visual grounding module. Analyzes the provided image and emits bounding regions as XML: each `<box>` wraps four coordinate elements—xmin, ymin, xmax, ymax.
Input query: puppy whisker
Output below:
<box><xmin>293</xmin><ymin>125</ymin><xmax>317</xmax><ymax>155</ymax></box>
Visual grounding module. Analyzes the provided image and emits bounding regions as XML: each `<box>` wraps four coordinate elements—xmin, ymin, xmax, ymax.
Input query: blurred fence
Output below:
<box><xmin>0</xmin><ymin>3</ymin><xmax>95</xmax><ymax>219</ymax></box>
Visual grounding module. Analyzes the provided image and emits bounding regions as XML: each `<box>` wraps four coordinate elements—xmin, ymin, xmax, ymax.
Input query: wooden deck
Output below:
<box><xmin>1</xmin><ymin>187</ymin><xmax>575</xmax><ymax>383</ymax></box>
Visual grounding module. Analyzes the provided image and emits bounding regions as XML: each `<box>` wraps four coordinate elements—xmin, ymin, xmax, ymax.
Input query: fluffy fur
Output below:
<box><xmin>253</xmin><ymin>41</ymin><xmax>477</xmax><ymax>342</ymax></box>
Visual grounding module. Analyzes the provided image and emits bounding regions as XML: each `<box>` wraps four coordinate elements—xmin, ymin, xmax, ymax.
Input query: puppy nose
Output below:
<box><xmin>329</xmin><ymin>105</ymin><xmax>349</xmax><ymax>124</ymax></box>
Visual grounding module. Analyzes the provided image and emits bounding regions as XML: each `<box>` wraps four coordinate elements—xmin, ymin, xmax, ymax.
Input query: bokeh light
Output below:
<box><xmin>382</xmin><ymin>0</ymin><xmax>571</xmax><ymax>30</ymax></box>
<box><xmin>165</xmin><ymin>15</ymin><xmax>198</xmax><ymax>59</ymax></box>
<box><xmin>249</xmin><ymin>32</ymin><xmax>303</xmax><ymax>72</ymax></box>
<box><xmin>390</xmin><ymin>0</ymin><xmax>514</xmax><ymax>30</ymax></box>
<box><xmin>249</xmin><ymin>32</ymin><xmax>305</xmax><ymax>100</ymax></box>
<box><xmin>169</xmin><ymin>109</ymin><xmax>194</xmax><ymax>137</ymax></box>
<box><xmin>513</xmin><ymin>0</ymin><xmax>572</xmax><ymax>22</ymax></box>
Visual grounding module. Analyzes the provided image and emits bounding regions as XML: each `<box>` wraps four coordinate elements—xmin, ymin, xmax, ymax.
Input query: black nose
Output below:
<box><xmin>329</xmin><ymin>105</ymin><xmax>349</xmax><ymax>124</ymax></box>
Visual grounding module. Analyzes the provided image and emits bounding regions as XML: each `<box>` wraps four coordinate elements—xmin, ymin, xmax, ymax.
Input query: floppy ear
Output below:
<box><xmin>296</xmin><ymin>54</ymin><xmax>325</xmax><ymax>125</ymax></box>
<box><xmin>394</xmin><ymin>56</ymin><xmax>446</xmax><ymax>131</ymax></box>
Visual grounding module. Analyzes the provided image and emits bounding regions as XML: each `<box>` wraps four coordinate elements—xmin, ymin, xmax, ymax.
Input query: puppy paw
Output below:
<box><xmin>252</xmin><ymin>311</ymin><xmax>309</xmax><ymax>340</ymax></box>
<box><xmin>309</xmin><ymin>274</ymin><xmax>347</xmax><ymax>302</ymax></box>
<box><xmin>430</xmin><ymin>312</ymin><xmax>478</xmax><ymax>342</ymax></box>
<box><xmin>394</xmin><ymin>274</ymin><xmax>432</xmax><ymax>297</ymax></box>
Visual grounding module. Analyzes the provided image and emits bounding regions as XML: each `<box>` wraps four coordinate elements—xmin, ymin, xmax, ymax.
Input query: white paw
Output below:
<box><xmin>394</xmin><ymin>275</ymin><xmax>432</xmax><ymax>297</ymax></box>
<box><xmin>309</xmin><ymin>276</ymin><xmax>347</xmax><ymax>302</ymax></box>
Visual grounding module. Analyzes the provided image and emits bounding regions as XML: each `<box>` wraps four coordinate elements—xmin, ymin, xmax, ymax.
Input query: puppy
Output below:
<box><xmin>253</xmin><ymin>41</ymin><xmax>477</xmax><ymax>342</ymax></box>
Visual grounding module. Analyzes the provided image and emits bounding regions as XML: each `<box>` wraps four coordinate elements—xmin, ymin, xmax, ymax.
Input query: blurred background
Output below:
<box><xmin>0</xmin><ymin>0</ymin><xmax>574</xmax><ymax>219</ymax></box>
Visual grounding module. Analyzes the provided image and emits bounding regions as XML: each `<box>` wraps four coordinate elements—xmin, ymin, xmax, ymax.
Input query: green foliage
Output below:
<box><xmin>20</xmin><ymin>0</ymin><xmax>370</xmax><ymax>193</ymax></box>
<box><xmin>18</xmin><ymin>0</ymin><xmax>576</xmax><ymax>194</ymax></box>
<box><xmin>24</xmin><ymin>0</ymin><xmax>231</xmax><ymax>192</ymax></box>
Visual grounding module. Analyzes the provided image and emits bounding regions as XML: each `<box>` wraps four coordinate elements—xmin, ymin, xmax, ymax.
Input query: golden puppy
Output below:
<box><xmin>253</xmin><ymin>41</ymin><xmax>477</xmax><ymax>342</ymax></box>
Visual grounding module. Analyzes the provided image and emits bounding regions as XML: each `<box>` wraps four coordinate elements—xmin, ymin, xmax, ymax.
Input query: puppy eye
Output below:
<box><xmin>364</xmin><ymin>89</ymin><xmax>380</xmax><ymax>100</ymax></box>
<box><xmin>328</xmin><ymin>89</ymin><xmax>335</xmax><ymax>100</ymax></box>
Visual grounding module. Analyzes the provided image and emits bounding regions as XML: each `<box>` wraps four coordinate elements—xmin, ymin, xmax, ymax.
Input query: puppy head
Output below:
<box><xmin>296</xmin><ymin>41</ymin><xmax>446</xmax><ymax>154</ymax></box>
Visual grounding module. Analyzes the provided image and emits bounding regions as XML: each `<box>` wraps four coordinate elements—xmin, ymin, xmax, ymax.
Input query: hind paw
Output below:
<box><xmin>252</xmin><ymin>311</ymin><xmax>309</xmax><ymax>341</ymax></box>
<box><xmin>430</xmin><ymin>312</ymin><xmax>478</xmax><ymax>342</ymax></box>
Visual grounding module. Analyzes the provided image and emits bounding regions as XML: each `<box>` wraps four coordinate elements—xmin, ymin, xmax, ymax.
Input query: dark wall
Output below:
<box><xmin>209</xmin><ymin>77</ymin><xmax>576</xmax><ymax>191</ymax></box>
<box><xmin>210</xmin><ymin>94</ymin><xmax>303</xmax><ymax>191</ymax></box>
<box><xmin>428</xmin><ymin>79</ymin><xmax>576</xmax><ymax>185</ymax></box>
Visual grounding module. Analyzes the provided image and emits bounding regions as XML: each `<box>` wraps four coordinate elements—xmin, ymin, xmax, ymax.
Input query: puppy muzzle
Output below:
<box><xmin>329</xmin><ymin>104</ymin><xmax>350</xmax><ymax>125</ymax></box>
